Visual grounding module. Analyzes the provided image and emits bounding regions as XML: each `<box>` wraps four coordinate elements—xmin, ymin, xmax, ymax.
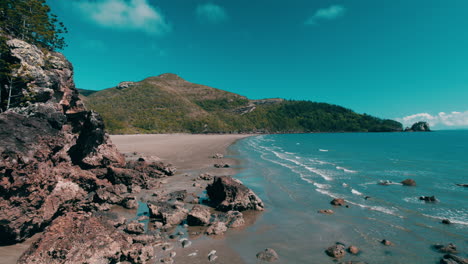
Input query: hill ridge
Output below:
<box><xmin>84</xmin><ymin>73</ymin><xmax>403</xmax><ymax>134</ymax></box>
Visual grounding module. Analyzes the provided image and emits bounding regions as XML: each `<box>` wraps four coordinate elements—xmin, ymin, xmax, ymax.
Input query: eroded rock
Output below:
<box><xmin>206</xmin><ymin>176</ymin><xmax>264</xmax><ymax>212</ymax></box>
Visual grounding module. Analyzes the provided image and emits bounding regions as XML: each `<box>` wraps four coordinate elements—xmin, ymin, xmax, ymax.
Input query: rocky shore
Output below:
<box><xmin>0</xmin><ymin>38</ymin><xmax>265</xmax><ymax>264</ymax></box>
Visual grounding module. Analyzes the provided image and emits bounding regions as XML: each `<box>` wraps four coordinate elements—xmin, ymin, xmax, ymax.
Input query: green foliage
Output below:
<box><xmin>84</xmin><ymin>75</ymin><xmax>404</xmax><ymax>134</ymax></box>
<box><xmin>0</xmin><ymin>0</ymin><xmax>67</xmax><ymax>50</ymax></box>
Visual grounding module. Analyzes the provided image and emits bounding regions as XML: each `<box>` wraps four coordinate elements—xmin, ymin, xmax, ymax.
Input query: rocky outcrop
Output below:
<box><xmin>17</xmin><ymin>212</ymin><xmax>155</xmax><ymax>264</ymax></box>
<box><xmin>116</xmin><ymin>81</ymin><xmax>136</xmax><ymax>90</ymax></box>
<box><xmin>206</xmin><ymin>176</ymin><xmax>264</xmax><ymax>212</ymax></box>
<box><xmin>0</xmin><ymin>38</ymin><xmax>172</xmax><ymax>248</ymax></box>
<box><xmin>148</xmin><ymin>202</ymin><xmax>188</xmax><ymax>226</ymax></box>
<box><xmin>405</xmin><ymin>121</ymin><xmax>431</xmax><ymax>132</ymax></box>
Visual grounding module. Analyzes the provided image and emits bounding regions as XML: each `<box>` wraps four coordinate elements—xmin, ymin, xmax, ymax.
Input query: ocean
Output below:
<box><xmin>225</xmin><ymin>131</ymin><xmax>468</xmax><ymax>263</ymax></box>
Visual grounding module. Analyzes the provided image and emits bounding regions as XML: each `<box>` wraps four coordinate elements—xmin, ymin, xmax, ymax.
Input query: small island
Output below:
<box><xmin>405</xmin><ymin>121</ymin><xmax>431</xmax><ymax>132</ymax></box>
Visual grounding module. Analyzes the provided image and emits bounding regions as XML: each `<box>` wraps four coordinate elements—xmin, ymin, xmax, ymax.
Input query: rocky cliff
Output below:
<box><xmin>0</xmin><ymin>39</ymin><xmax>173</xmax><ymax>262</ymax></box>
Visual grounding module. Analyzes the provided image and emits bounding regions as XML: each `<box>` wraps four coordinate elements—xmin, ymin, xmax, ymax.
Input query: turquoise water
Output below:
<box><xmin>226</xmin><ymin>131</ymin><xmax>468</xmax><ymax>263</ymax></box>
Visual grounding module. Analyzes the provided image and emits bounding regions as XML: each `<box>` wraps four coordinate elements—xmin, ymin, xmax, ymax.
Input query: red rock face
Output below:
<box><xmin>17</xmin><ymin>212</ymin><xmax>154</xmax><ymax>264</ymax></box>
<box><xmin>0</xmin><ymin>39</ymin><xmax>169</xmax><ymax>246</ymax></box>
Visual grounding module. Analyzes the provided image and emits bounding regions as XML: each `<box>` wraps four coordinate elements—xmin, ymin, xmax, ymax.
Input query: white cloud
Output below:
<box><xmin>196</xmin><ymin>3</ymin><xmax>228</xmax><ymax>24</ymax></box>
<box><xmin>305</xmin><ymin>5</ymin><xmax>346</xmax><ymax>25</ymax></box>
<box><xmin>397</xmin><ymin>111</ymin><xmax>468</xmax><ymax>128</ymax></box>
<box><xmin>74</xmin><ymin>0</ymin><xmax>171</xmax><ymax>35</ymax></box>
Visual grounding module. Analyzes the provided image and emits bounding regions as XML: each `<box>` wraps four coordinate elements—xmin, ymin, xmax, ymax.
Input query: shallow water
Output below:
<box><xmin>226</xmin><ymin>131</ymin><xmax>468</xmax><ymax>263</ymax></box>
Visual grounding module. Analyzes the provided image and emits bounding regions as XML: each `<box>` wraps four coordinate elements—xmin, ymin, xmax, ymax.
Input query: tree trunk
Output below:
<box><xmin>6</xmin><ymin>77</ymin><xmax>13</xmax><ymax>110</ymax></box>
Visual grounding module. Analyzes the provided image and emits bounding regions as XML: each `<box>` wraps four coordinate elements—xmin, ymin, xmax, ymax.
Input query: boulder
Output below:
<box><xmin>206</xmin><ymin>176</ymin><xmax>264</xmax><ymax>212</ymax></box>
<box><xmin>330</xmin><ymin>198</ymin><xmax>346</xmax><ymax>206</ymax></box>
<box><xmin>205</xmin><ymin>222</ymin><xmax>227</xmax><ymax>235</ymax></box>
<box><xmin>256</xmin><ymin>248</ymin><xmax>279</xmax><ymax>262</ymax></box>
<box><xmin>401</xmin><ymin>179</ymin><xmax>416</xmax><ymax>186</ymax></box>
<box><xmin>148</xmin><ymin>202</ymin><xmax>188</xmax><ymax>226</ymax></box>
<box><xmin>187</xmin><ymin>205</ymin><xmax>212</xmax><ymax>226</ymax></box>
<box><xmin>326</xmin><ymin>243</ymin><xmax>346</xmax><ymax>258</ymax></box>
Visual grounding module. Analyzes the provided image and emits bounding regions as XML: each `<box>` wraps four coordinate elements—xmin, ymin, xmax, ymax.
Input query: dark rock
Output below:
<box><xmin>206</xmin><ymin>176</ymin><xmax>264</xmax><ymax>212</ymax></box>
<box><xmin>456</xmin><ymin>184</ymin><xmax>468</xmax><ymax>187</ymax></box>
<box><xmin>433</xmin><ymin>243</ymin><xmax>458</xmax><ymax>254</ymax></box>
<box><xmin>256</xmin><ymin>248</ymin><xmax>279</xmax><ymax>262</ymax></box>
<box><xmin>381</xmin><ymin>239</ymin><xmax>393</xmax><ymax>246</ymax></box>
<box><xmin>330</xmin><ymin>198</ymin><xmax>346</xmax><ymax>206</ymax></box>
<box><xmin>326</xmin><ymin>243</ymin><xmax>346</xmax><ymax>258</ymax></box>
<box><xmin>401</xmin><ymin>179</ymin><xmax>416</xmax><ymax>186</ymax></box>
<box><xmin>419</xmin><ymin>196</ymin><xmax>437</xmax><ymax>202</ymax></box>
<box><xmin>318</xmin><ymin>209</ymin><xmax>335</xmax><ymax>215</ymax></box>
<box><xmin>187</xmin><ymin>205</ymin><xmax>212</xmax><ymax>226</ymax></box>
<box><xmin>440</xmin><ymin>254</ymin><xmax>468</xmax><ymax>264</ymax></box>
<box><xmin>442</xmin><ymin>219</ymin><xmax>452</xmax><ymax>225</ymax></box>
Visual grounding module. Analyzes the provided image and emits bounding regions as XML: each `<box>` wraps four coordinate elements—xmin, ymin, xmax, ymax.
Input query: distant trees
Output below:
<box><xmin>0</xmin><ymin>0</ymin><xmax>67</xmax><ymax>111</ymax></box>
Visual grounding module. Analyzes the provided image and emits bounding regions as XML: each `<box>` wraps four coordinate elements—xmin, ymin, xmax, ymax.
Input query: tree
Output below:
<box><xmin>0</xmin><ymin>0</ymin><xmax>67</xmax><ymax>50</ymax></box>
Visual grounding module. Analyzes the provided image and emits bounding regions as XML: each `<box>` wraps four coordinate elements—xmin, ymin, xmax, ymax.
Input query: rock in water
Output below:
<box><xmin>401</xmin><ymin>179</ymin><xmax>416</xmax><ymax>186</ymax></box>
<box><xmin>206</xmin><ymin>176</ymin><xmax>264</xmax><ymax>212</ymax></box>
<box><xmin>439</xmin><ymin>254</ymin><xmax>468</xmax><ymax>264</ymax></box>
<box><xmin>442</xmin><ymin>219</ymin><xmax>452</xmax><ymax>225</ymax></box>
<box><xmin>256</xmin><ymin>248</ymin><xmax>279</xmax><ymax>262</ymax></box>
<box><xmin>381</xmin><ymin>239</ymin><xmax>393</xmax><ymax>246</ymax></box>
<box><xmin>433</xmin><ymin>243</ymin><xmax>458</xmax><ymax>254</ymax></box>
<box><xmin>318</xmin><ymin>209</ymin><xmax>335</xmax><ymax>215</ymax></box>
<box><xmin>348</xmin><ymin>246</ymin><xmax>360</xmax><ymax>255</ymax></box>
<box><xmin>326</xmin><ymin>244</ymin><xmax>346</xmax><ymax>258</ymax></box>
<box><xmin>419</xmin><ymin>196</ymin><xmax>437</xmax><ymax>202</ymax></box>
<box><xmin>330</xmin><ymin>198</ymin><xmax>346</xmax><ymax>206</ymax></box>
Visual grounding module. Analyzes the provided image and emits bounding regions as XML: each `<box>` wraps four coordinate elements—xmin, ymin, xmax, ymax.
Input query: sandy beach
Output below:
<box><xmin>110</xmin><ymin>133</ymin><xmax>256</xmax><ymax>264</ymax></box>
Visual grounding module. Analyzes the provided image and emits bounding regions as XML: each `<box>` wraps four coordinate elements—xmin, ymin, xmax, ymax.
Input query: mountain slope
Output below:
<box><xmin>84</xmin><ymin>73</ymin><xmax>403</xmax><ymax>134</ymax></box>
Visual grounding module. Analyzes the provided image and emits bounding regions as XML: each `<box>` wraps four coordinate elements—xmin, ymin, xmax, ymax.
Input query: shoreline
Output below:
<box><xmin>110</xmin><ymin>133</ymin><xmax>256</xmax><ymax>264</ymax></box>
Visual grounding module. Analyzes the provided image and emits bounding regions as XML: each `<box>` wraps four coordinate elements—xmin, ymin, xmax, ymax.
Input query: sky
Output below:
<box><xmin>47</xmin><ymin>0</ymin><xmax>468</xmax><ymax>129</ymax></box>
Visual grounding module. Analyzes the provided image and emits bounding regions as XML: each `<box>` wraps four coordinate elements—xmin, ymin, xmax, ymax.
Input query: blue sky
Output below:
<box><xmin>47</xmin><ymin>0</ymin><xmax>468</xmax><ymax>128</ymax></box>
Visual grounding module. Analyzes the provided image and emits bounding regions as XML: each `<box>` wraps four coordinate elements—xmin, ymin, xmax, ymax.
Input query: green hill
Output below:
<box><xmin>84</xmin><ymin>73</ymin><xmax>403</xmax><ymax>134</ymax></box>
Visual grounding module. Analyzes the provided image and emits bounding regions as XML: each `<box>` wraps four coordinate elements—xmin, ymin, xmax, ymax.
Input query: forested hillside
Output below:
<box><xmin>84</xmin><ymin>73</ymin><xmax>403</xmax><ymax>134</ymax></box>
